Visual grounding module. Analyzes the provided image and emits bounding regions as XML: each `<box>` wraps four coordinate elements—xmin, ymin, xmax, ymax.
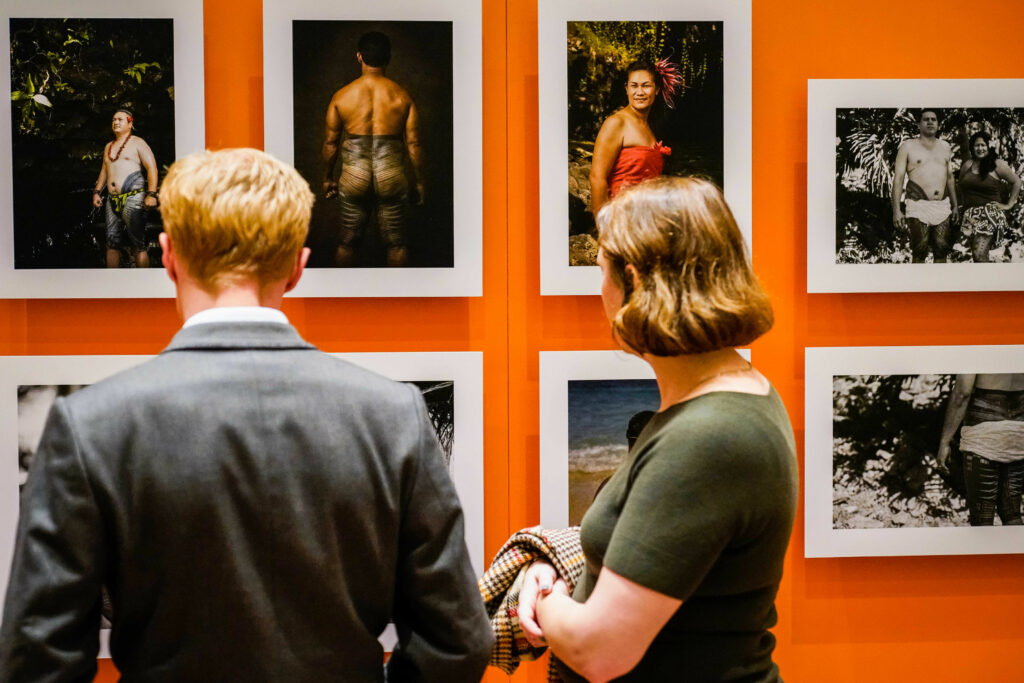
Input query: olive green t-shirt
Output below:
<box><xmin>560</xmin><ymin>388</ymin><xmax>798</xmax><ymax>682</ymax></box>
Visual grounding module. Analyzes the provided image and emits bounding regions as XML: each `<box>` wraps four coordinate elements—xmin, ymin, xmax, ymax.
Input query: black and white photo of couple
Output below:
<box><xmin>836</xmin><ymin>107</ymin><xmax>1024</xmax><ymax>264</ymax></box>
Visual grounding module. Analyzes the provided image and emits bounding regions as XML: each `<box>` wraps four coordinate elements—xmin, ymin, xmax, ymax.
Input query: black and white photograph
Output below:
<box><xmin>0</xmin><ymin>352</ymin><xmax>484</xmax><ymax>647</ymax></box>
<box><xmin>805</xmin><ymin>346</ymin><xmax>1024</xmax><ymax>558</ymax></box>
<box><xmin>264</xmin><ymin>0</ymin><xmax>481</xmax><ymax>297</ymax></box>
<box><xmin>807</xmin><ymin>79</ymin><xmax>1024</xmax><ymax>292</ymax></box>
<box><xmin>539</xmin><ymin>0</ymin><xmax>750</xmax><ymax>294</ymax></box>
<box><xmin>0</xmin><ymin>0</ymin><xmax>204</xmax><ymax>298</ymax></box>
<box><xmin>16</xmin><ymin>381</ymin><xmax>457</xmax><ymax>489</ymax></box>
<box><xmin>540</xmin><ymin>349</ymin><xmax>749</xmax><ymax>527</ymax></box>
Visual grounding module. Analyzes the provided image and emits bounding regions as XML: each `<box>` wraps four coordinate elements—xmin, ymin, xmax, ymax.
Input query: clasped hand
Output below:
<box><xmin>518</xmin><ymin>561</ymin><xmax>568</xmax><ymax>649</ymax></box>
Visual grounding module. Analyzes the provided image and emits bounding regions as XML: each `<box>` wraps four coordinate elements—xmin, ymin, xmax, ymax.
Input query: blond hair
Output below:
<box><xmin>598</xmin><ymin>176</ymin><xmax>773</xmax><ymax>356</ymax></box>
<box><xmin>159</xmin><ymin>148</ymin><xmax>314</xmax><ymax>290</ymax></box>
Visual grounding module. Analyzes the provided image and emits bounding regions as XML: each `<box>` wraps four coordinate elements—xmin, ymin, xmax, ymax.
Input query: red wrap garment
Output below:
<box><xmin>608</xmin><ymin>141</ymin><xmax>671</xmax><ymax>197</ymax></box>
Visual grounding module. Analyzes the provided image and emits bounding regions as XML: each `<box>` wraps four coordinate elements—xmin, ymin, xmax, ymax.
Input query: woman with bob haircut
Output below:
<box><xmin>518</xmin><ymin>177</ymin><xmax>799</xmax><ymax>683</ymax></box>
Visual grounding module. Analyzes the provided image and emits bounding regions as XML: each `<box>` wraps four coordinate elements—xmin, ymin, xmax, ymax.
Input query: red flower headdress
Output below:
<box><xmin>654</xmin><ymin>58</ymin><xmax>684</xmax><ymax>109</ymax></box>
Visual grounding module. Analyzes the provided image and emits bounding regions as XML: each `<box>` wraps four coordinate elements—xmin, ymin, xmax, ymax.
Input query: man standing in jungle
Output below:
<box><xmin>92</xmin><ymin>108</ymin><xmax>159</xmax><ymax>268</ymax></box>
<box><xmin>321</xmin><ymin>31</ymin><xmax>424</xmax><ymax>268</ymax></box>
<box><xmin>891</xmin><ymin>109</ymin><xmax>960</xmax><ymax>263</ymax></box>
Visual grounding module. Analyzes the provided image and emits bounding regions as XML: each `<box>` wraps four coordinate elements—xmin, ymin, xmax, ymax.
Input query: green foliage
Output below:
<box><xmin>9</xmin><ymin>19</ymin><xmax>173</xmax><ymax>138</ymax></box>
<box><xmin>567</xmin><ymin>21</ymin><xmax>719</xmax><ymax>142</ymax></box>
<box><xmin>9</xmin><ymin>18</ymin><xmax>175</xmax><ymax>268</ymax></box>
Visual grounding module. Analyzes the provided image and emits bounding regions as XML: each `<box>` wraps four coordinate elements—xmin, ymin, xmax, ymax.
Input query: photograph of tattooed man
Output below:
<box><xmin>9</xmin><ymin>18</ymin><xmax>174</xmax><ymax>269</ymax></box>
<box><xmin>293</xmin><ymin>21</ymin><xmax>454</xmax><ymax>268</ymax></box>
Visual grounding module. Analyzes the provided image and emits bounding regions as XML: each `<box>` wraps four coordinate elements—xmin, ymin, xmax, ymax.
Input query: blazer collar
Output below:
<box><xmin>162</xmin><ymin>321</ymin><xmax>317</xmax><ymax>353</ymax></box>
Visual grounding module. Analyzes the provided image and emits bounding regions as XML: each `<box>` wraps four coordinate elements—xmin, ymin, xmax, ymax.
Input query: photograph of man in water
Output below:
<box><xmin>566</xmin><ymin>21</ymin><xmax>723</xmax><ymax>266</ymax></box>
<box><xmin>567</xmin><ymin>379</ymin><xmax>658</xmax><ymax>525</ymax></box>
<box><xmin>292</xmin><ymin>21</ymin><xmax>454</xmax><ymax>268</ymax></box>
<box><xmin>9</xmin><ymin>18</ymin><xmax>175</xmax><ymax>269</ymax></box>
<box><xmin>836</xmin><ymin>107</ymin><xmax>1024</xmax><ymax>264</ymax></box>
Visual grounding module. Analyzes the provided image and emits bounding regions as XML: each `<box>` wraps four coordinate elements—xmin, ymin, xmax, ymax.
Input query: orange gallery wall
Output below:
<box><xmin>1</xmin><ymin>0</ymin><xmax>1022</xmax><ymax>681</ymax></box>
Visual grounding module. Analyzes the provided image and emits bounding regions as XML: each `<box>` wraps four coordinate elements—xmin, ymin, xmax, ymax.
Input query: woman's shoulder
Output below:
<box><xmin>649</xmin><ymin>389</ymin><xmax>792</xmax><ymax>453</ymax></box>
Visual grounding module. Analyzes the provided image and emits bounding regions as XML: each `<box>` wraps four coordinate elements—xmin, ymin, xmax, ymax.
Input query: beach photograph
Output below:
<box><xmin>567</xmin><ymin>378</ymin><xmax>659</xmax><ymax>525</ymax></box>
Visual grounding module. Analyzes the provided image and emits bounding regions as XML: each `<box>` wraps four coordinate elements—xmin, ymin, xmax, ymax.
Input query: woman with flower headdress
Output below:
<box><xmin>588</xmin><ymin>58</ymin><xmax>684</xmax><ymax>220</ymax></box>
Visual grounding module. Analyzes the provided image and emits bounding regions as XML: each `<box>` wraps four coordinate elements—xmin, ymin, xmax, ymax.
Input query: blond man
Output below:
<box><xmin>0</xmin><ymin>148</ymin><xmax>492</xmax><ymax>682</ymax></box>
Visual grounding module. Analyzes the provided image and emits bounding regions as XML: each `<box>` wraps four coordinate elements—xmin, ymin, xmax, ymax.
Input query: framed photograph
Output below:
<box><xmin>538</xmin><ymin>0</ymin><xmax>751</xmax><ymax>295</ymax></box>
<box><xmin>539</xmin><ymin>348</ymin><xmax>750</xmax><ymax>527</ymax></box>
<box><xmin>0</xmin><ymin>351</ymin><xmax>483</xmax><ymax>653</ymax></box>
<box><xmin>808</xmin><ymin>79</ymin><xmax>1024</xmax><ymax>292</ymax></box>
<box><xmin>805</xmin><ymin>345</ymin><xmax>1024</xmax><ymax>558</ymax></box>
<box><xmin>0</xmin><ymin>0</ymin><xmax>205</xmax><ymax>298</ymax></box>
<box><xmin>264</xmin><ymin>0</ymin><xmax>482</xmax><ymax>297</ymax></box>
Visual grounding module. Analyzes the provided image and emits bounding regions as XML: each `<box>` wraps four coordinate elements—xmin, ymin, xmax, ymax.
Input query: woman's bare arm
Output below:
<box><xmin>536</xmin><ymin>567</ymin><xmax>680</xmax><ymax>683</ymax></box>
<box><xmin>937</xmin><ymin>374</ymin><xmax>977</xmax><ymax>468</ymax></box>
<box><xmin>995</xmin><ymin>159</ymin><xmax>1021</xmax><ymax>210</ymax></box>
<box><xmin>589</xmin><ymin>116</ymin><xmax>624</xmax><ymax>220</ymax></box>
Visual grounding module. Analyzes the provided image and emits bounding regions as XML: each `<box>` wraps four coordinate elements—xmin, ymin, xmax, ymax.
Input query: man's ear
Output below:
<box><xmin>158</xmin><ymin>232</ymin><xmax>178</xmax><ymax>284</ymax></box>
<box><xmin>283</xmin><ymin>247</ymin><xmax>311</xmax><ymax>294</ymax></box>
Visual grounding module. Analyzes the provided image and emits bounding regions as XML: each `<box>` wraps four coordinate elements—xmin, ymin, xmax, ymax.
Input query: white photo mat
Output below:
<box><xmin>538</xmin><ymin>0</ymin><xmax>752</xmax><ymax>295</ymax></box>
<box><xmin>0</xmin><ymin>0</ymin><xmax>205</xmax><ymax>299</ymax></box>
<box><xmin>0</xmin><ymin>351</ymin><xmax>484</xmax><ymax>654</ymax></box>
<box><xmin>539</xmin><ymin>348</ymin><xmax>750</xmax><ymax>527</ymax></box>
<box><xmin>263</xmin><ymin>0</ymin><xmax>482</xmax><ymax>297</ymax></box>
<box><xmin>807</xmin><ymin>78</ymin><xmax>1024</xmax><ymax>293</ymax></box>
<box><xmin>805</xmin><ymin>345</ymin><xmax>1024</xmax><ymax>558</ymax></box>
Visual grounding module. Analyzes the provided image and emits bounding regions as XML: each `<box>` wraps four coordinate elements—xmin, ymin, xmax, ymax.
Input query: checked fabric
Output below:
<box><xmin>478</xmin><ymin>525</ymin><xmax>585</xmax><ymax>681</ymax></box>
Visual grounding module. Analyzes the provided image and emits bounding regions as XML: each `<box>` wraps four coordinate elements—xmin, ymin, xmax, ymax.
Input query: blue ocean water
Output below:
<box><xmin>568</xmin><ymin>379</ymin><xmax>660</xmax><ymax>472</ymax></box>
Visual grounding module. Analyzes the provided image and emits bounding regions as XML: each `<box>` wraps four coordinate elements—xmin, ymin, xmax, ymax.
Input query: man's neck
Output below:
<box><xmin>113</xmin><ymin>131</ymin><xmax>131</xmax><ymax>143</ymax></box>
<box><xmin>361</xmin><ymin>65</ymin><xmax>386</xmax><ymax>77</ymax></box>
<box><xmin>918</xmin><ymin>134</ymin><xmax>938</xmax><ymax>145</ymax></box>
<box><xmin>176</xmin><ymin>280</ymin><xmax>286</xmax><ymax>322</ymax></box>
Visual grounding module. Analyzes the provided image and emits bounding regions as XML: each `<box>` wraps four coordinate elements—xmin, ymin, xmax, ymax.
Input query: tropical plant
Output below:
<box><xmin>9</xmin><ymin>18</ymin><xmax>175</xmax><ymax>268</ymax></box>
<box><xmin>832</xmin><ymin>375</ymin><xmax>968</xmax><ymax>527</ymax></box>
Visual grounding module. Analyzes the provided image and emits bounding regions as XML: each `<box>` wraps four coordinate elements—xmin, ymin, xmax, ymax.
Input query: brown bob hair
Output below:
<box><xmin>597</xmin><ymin>176</ymin><xmax>773</xmax><ymax>356</ymax></box>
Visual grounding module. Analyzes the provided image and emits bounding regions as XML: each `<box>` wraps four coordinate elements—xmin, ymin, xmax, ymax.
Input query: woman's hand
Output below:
<box><xmin>517</xmin><ymin>561</ymin><xmax>559</xmax><ymax>648</ymax></box>
<box><xmin>937</xmin><ymin>441</ymin><xmax>951</xmax><ymax>470</ymax></box>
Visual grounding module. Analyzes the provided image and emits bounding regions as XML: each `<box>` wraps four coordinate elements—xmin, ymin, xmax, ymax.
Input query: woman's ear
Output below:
<box><xmin>624</xmin><ymin>263</ymin><xmax>642</xmax><ymax>294</ymax></box>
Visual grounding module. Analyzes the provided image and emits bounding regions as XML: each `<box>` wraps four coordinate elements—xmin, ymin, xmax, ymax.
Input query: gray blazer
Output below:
<box><xmin>0</xmin><ymin>322</ymin><xmax>492</xmax><ymax>682</ymax></box>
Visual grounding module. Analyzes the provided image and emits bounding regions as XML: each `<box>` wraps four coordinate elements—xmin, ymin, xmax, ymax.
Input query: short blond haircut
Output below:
<box><xmin>159</xmin><ymin>148</ymin><xmax>314</xmax><ymax>290</ymax></box>
<box><xmin>598</xmin><ymin>176</ymin><xmax>773</xmax><ymax>356</ymax></box>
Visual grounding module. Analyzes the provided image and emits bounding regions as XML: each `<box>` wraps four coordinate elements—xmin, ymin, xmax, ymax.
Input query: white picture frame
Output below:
<box><xmin>0</xmin><ymin>0</ymin><xmax>205</xmax><ymax>298</ymax></box>
<box><xmin>805</xmin><ymin>345</ymin><xmax>1024</xmax><ymax>558</ymax></box>
<box><xmin>807</xmin><ymin>78</ymin><xmax>1024</xmax><ymax>292</ymax></box>
<box><xmin>263</xmin><ymin>0</ymin><xmax>482</xmax><ymax>297</ymax></box>
<box><xmin>539</xmin><ymin>348</ymin><xmax>750</xmax><ymax>528</ymax></box>
<box><xmin>538</xmin><ymin>0</ymin><xmax>752</xmax><ymax>295</ymax></box>
<box><xmin>0</xmin><ymin>351</ymin><xmax>483</xmax><ymax>655</ymax></box>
